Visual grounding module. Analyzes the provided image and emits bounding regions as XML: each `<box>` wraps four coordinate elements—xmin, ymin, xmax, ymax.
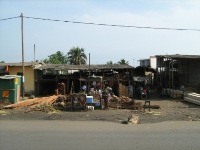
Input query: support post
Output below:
<box><xmin>20</xmin><ymin>13</ymin><xmax>25</xmax><ymax>98</ymax></box>
<box><xmin>172</xmin><ymin>58</ymin><xmax>174</xmax><ymax>89</ymax></box>
<box><xmin>34</xmin><ymin>44</ymin><xmax>35</xmax><ymax>62</ymax></box>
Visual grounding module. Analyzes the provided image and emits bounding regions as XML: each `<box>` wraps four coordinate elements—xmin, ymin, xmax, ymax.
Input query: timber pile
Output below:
<box><xmin>110</xmin><ymin>95</ymin><xmax>133</xmax><ymax>103</ymax></box>
<box><xmin>109</xmin><ymin>95</ymin><xmax>137</xmax><ymax>109</ymax></box>
<box><xmin>4</xmin><ymin>95</ymin><xmax>60</xmax><ymax>110</ymax></box>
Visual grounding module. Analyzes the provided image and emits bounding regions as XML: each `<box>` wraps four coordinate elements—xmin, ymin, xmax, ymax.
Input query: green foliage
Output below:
<box><xmin>67</xmin><ymin>47</ymin><xmax>87</xmax><ymax>65</ymax></box>
<box><xmin>117</xmin><ymin>58</ymin><xmax>129</xmax><ymax>65</ymax></box>
<box><xmin>44</xmin><ymin>51</ymin><xmax>67</xmax><ymax>64</ymax></box>
<box><xmin>43</xmin><ymin>59</ymin><xmax>49</xmax><ymax>64</ymax></box>
<box><xmin>0</xmin><ymin>61</ymin><xmax>5</xmax><ymax>63</ymax></box>
<box><xmin>106</xmin><ymin>59</ymin><xmax>129</xmax><ymax>65</ymax></box>
<box><xmin>106</xmin><ymin>61</ymin><xmax>114</xmax><ymax>65</ymax></box>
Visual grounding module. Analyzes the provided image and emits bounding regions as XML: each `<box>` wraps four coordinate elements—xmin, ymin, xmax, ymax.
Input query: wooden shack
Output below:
<box><xmin>34</xmin><ymin>64</ymin><xmax>134</xmax><ymax>97</ymax></box>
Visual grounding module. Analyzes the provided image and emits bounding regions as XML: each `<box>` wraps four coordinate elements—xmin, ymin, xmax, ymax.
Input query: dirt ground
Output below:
<box><xmin>0</xmin><ymin>96</ymin><xmax>200</xmax><ymax>124</ymax></box>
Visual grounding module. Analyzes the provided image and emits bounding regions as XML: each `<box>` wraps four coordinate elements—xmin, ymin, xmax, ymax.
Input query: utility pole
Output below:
<box><xmin>20</xmin><ymin>13</ymin><xmax>25</xmax><ymax>98</ymax></box>
<box><xmin>88</xmin><ymin>53</ymin><xmax>91</xmax><ymax>93</ymax></box>
<box><xmin>89</xmin><ymin>53</ymin><xmax>90</xmax><ymax>77</ymax></box>
<box><xmin>34</xmin><ymin>44</ymin><xmax>35</xmax><ymax>62</ymax></box>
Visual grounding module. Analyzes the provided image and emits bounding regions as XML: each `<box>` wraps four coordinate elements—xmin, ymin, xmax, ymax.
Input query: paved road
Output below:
<box><xmin>0</xmin><ymin>120</ymin><xmax>200</xmax><ymax>150</ymax></box>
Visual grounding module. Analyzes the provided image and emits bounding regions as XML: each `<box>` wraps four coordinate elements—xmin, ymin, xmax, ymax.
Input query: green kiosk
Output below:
<box><xmin>0</xmin><ymin>75</ymin><xmax>22</xmax><ymax>103</ymax></box>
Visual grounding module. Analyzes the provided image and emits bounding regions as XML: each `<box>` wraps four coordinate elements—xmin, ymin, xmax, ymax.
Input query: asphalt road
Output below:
<box><xmin>0</xmin><ymin>120</ymin><xmax>200</xmax><ymax>150</ymax></box>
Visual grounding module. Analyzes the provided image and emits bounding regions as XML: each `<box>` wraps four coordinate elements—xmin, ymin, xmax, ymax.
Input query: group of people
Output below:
<box><xmin>136</xmin><ymin>85</ymin><xmax>150</xmax><ymax>99</ymax></box>
<box><xmin>81</xmin><ymin>83</ymin><xmax>113</xmax><ymax>109</ymax></box>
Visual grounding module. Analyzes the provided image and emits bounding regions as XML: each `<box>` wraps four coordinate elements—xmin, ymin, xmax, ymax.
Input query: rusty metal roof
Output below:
<box><xmin>0</xmin><ymin>62</ymin><xmax>133</xmax><ymax>71</ymax></box>
<box><xmin>34</xmin><ymin>64</ymin><xmax>133</xmax><ymax>70</ymax></box>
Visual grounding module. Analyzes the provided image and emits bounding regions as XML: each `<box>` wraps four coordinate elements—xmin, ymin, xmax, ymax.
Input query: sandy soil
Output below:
<box><xmin>0</xmin><ymin>96</ymin><xmax>200</xmax><ymax>124</ymax></box>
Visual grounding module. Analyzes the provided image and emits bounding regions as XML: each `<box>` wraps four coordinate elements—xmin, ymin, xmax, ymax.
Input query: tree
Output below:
<box><xmin>67</xmin><ymin>47</ymin><xmax>87</xmax><ymax>65</ymax></box>
<box><xmin>106</xmin><ymin>61</ymin><xmax>114</xmax><ymax>65</ymax></box>
<box><xmin>117</xmin><ymin>58</ymin><xmax>129</xmax><ymax>65</ymax></box>
<box><xmin>0</xmin><ymin>61</ymin><xmax>5</xmax><ymax>63</ymax></box>
<box><xmin>43</xmin><ymin>59</ymin><xmax>49</xmax><ymax>64</ymax></box>
<box><xmin>44</xmin><ymin>51</ymin><xmax>67</xmax><ymax>64</ymax></box>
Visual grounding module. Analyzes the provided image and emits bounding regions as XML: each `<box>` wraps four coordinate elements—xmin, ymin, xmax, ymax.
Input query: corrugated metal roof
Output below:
<box><xmin>0</xmin><ymin>75</ymin><xmax>21</xmax><ymax>80</ymax></box>
<box><xmin>156</xmin><ymin>54</ymin><xmax>200</xmax><ymax>59</ymax></box>
<box><xmin>0</xmin><ymin>62</ymin><xmax>42</xmax><ymax>67</ymax></box>
<box><xmin>34</xmin><ymin>64</ymin><xmax>133</xmax><ymax>70</ymax></box>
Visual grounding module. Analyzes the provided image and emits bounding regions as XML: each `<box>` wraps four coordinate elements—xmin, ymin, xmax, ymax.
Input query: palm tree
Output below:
<box><xmin>67</xmin><ymin>47</ymin><xmax>87</xmax><ymax>65</ymax></box>
<box><xmin>117</xmin><ymin>58</ymin><xmax>129</xmax><ymax>65</ymax></box>
<box><xmin>106</xmin><ymin>61</ymin><xmax>114</xmax><ymax>65</ymax></box>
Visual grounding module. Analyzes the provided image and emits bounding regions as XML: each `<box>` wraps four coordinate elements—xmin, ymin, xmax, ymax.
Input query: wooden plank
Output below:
<box><xmin>4</xmin><ymin>95</ymin><xmax>59</xmax><ymax>109</ymax></box>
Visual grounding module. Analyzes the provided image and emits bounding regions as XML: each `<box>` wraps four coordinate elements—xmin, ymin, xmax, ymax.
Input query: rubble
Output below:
<box><xmin>33</xmin><ymin>103</ymin><xmax>58</xmax><ymax>113</ymax></box>
<box><xmin>0</xmin><ymin>110</ymin><xmax>9</xmax><ymax>115</ymax></box>
<box><xmin>127</xmin><ymin>114</ymin><xmax>140</xmax><ymax>124</ymax></box>
<box><xmin>2</xmin><ymin>94</ymin><xmax>160</xmax><ymax>114</ymax></box>
<box><xmin>109</xmin><ymin>95</ymin><xmax>142</xmax><ymax>110</ymax></box>
<box><xmin>0</xmin><ymin>99</ymin><xmax>11</xmax><ymax>110</ymax></box>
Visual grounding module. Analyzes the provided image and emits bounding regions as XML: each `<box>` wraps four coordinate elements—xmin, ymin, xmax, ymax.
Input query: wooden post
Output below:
<box><xmin>20</xmin><ymin>13</ymin><xmax>25</xmax><ymax>98</ymax></box>
<box><xmin>172</xmin><ymin>58</ymin><xmax>174</xmax><ymax>89</ymax></box>
<box><xmin>34</xmin><ymin>44</ymin><xmax>35</xmax><ymax>62</ymax></box>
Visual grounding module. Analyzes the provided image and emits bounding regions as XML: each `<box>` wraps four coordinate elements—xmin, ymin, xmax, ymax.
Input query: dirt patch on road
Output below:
<box><xmin>0</xmin><ymin>98</ymin><xmax>200</xmax><ymax>124</ymax></box>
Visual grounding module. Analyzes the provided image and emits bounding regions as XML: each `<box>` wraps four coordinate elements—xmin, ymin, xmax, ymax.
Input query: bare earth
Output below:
<box><xmin>0</xmin><ymin>98</ymin><xmax>200</xmax><ymax>124</ymax></box>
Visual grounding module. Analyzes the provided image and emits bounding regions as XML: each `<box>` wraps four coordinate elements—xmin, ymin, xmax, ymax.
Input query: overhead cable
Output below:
<box><xmin>1</xmin><ymin>15</ymin><xmax>200</xmax><ymax>32</ymax></box>
<box><xmin>24</xmin><ymin>16</ymin><xmax>200</xmax><ymax>31</ymax></box>
<box><xmin>23</xmin><ymin>16</ymin><xmax>200</xmax><ymax>32</ymax></box>
<box><xmin>0</xmin><ymin>16</ymin><xmax>20</xmax><ymax>21</ymax></box>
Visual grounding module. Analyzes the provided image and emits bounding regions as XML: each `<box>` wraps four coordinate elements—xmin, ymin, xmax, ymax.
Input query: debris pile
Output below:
<box><xmin>127</xmin><ymin>114</ymin><xmax>140</xmax><ymax>125</ymax></box>
<box><xmin>109</xmin><ymin>95</ymin><xmax>142</xmax><ymax>110</ymax></box>
<box><xmin>3</xmin><ymin>95</ymin><xmax>63</xmax><ymax>113</ymax></box>
<box><xmin>33</xmin><ymin>103</ymin><xmax>57</xmax><ymax>113</ymax></box>
<box><xmin>2</xmin><ymin>94</ymin><xmax>159</xmax><ymax>112</ymax></box>
<box><xmin>110</xmin><ymin>95</ymin><xmax>133</xmax><ymax>103</ymax></box>
<box><xmin>0</xmin><ymin>99</ymin><xmax>11</xmax><ymax>110</ymax></box>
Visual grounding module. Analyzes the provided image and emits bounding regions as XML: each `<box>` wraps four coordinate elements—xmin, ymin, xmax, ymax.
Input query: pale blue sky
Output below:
<box><xmin>0</xmin><ymin>0</ymin><xmax>200</xmax><ymax>65</ymax></box>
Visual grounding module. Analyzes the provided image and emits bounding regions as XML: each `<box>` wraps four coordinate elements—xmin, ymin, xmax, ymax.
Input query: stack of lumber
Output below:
<box><xmin>4</xmin><ymin>95</ymin><xmax>59</xmax><ymax>109</ymax></box>
<box><xmin>184</xmin><ymin>93</ymin><xmax>200</xmax><ymax>105</ymax></box>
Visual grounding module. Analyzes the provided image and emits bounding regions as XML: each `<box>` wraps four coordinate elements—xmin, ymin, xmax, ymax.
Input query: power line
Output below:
<box><xmin>23</xmin><ymin>16</ymin><xmax>200</xmax><ymax>32</ymax></box>
<box><xmin>0</xmin><ymin>16</ymin><xmax>20</xmax><ymax>21</ymax></box>
<box><xmin>1</xmin><ymin>15</ymin><xmax>200</xmax><ymax>32</ymax></box>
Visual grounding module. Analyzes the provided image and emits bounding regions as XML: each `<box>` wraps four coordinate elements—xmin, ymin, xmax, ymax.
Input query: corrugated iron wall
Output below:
<box><xmin>178</xmin><ymin>59</ymin><xmax>200</xmax><ymax>92</ymax></box>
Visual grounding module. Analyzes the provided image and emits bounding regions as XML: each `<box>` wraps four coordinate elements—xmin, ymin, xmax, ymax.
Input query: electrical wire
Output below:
<box><xmin>1</xmin><ymin>15</ymin><xmax>200</xmax><ymax>32</ymax></box>
<box><xmin>23</xmin><ymin>16</ymin><xmax>200</xmax><ymax>32</ymax></box>
<box><xmin>0</xmin><ymin>16</ymin><xmax>20</xmax><ymax>21</ymax></box>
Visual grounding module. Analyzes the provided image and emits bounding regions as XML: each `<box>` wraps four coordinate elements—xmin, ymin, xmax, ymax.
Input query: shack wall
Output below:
<box><xmin>8</xmin><ymin>66</ymin><xmax>35</xmax><ymax>94</ymax></box>
<box><xmin>178</xmin><ymin>59</ymin><xmax>200</xmax><ymax>91</ymax></box>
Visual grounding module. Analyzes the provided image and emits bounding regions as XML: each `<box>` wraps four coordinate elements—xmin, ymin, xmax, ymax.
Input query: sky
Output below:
<box><xmin>0</xmin><ymin>0</ymin><xmax>200</xmax><ymax>66</ymax></box>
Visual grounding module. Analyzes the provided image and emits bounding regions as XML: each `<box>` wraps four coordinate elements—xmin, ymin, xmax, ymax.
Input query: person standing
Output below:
<box><xmin>144</xmin><ymin>85</ymin><xmax>150</xmax><ymax>99</ymax></box>
<box><xmin>81</xmin><ymin>84</ymin><xmax>87</xmax><ymax>93</ymax></box>
<box><xmin>102</xmin><ymin>83</ymin><xmax>112</xmax><ymax>109</ymax></box>
<box><xmin>128</xmin><ymin>82</ymin><xmax>133</xmax><ymax>98</ymax></box>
